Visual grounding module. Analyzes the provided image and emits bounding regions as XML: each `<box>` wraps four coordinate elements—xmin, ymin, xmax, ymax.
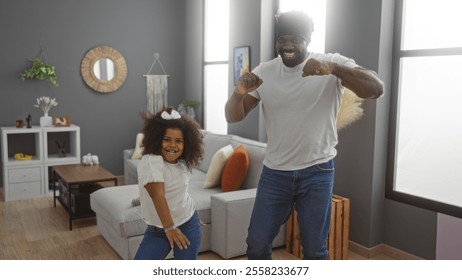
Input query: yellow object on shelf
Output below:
<box><xmin>14</xmin><ymin>153</ymin><xmax>33</xmax><ymax>161</ymax></box>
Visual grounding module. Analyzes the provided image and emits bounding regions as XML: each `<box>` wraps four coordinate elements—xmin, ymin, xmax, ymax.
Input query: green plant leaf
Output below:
<box><xmin>181</xmin><ymin>99</ymin><xmax>200</xmax><ymax>108</ymax></box>
<box><xmin>20</xmin><ymin>57</ymin><xmax>58</xmax><ymax>86</ymax></box>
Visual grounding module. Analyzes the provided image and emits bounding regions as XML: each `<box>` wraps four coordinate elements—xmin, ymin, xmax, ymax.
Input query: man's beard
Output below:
<box><xmin>279</xmin><ymin>49</ymin><xmax>307</xmax><ymax>67</ymax></box>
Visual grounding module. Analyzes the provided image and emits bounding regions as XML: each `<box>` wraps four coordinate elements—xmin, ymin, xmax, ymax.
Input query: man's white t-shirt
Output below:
<box><xmin>249</xmin><ymin>52</ymin><xmax>358</xmax><ymax>171</ymax></box>
<box><xmin>137</xmin><ymin>155</ymin><xmax>195</xmax><ymax>228</ymax></box>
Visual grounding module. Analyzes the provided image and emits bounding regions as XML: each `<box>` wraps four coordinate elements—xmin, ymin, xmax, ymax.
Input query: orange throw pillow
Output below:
<box><xmin>221</xmin><ymin>145</ymin><xmax>249</xmax><ymax>192</ymax></box>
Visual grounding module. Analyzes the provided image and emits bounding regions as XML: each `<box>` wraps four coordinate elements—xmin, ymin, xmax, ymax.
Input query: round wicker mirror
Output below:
<box><xmin>81</xmin><ymin>46</ymin><xmax>127</xmax><ymax>93</ymax></box>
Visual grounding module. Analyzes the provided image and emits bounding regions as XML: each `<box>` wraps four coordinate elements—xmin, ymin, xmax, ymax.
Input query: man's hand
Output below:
<box><xmin>302</xmin><ymin>58</ymin><xmax>333</xmax><ymax>77</ymax></box>
<box><xmin>225</xmin><ymin>72</ymin><xmax>262</xmax><ymax>123</ymax></box>
<box><xmin>237</xmin><ymin>72</ymin><xmax>263</xmax><ymax>94</ymax></box>
<box><xmin>302</xmin><ymin>58</ymin><xmax>384</xmax><ymax>99</ymax></box>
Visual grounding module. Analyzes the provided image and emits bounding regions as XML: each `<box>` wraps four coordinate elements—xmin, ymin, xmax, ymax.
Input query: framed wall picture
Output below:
<box><xmin>234</xmin><ymin>46</ymin><xmax>250</xmax><ymax>85</ymax></box>
<box><xmin>54</xmin><ymin>116</ymin><xmax>71</xmax><ymax>127</ymax></box>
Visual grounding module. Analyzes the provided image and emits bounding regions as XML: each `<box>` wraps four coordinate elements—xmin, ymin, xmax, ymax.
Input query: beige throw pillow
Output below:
<box><xmin>203</xmin><ymin>144</ymin><xmax>233</xmax><ymax>188</ymax></box>
<box><xmin>131</xmin><ymin>133</ymin><xmax>144</xmax><ymax>160</ymax></box>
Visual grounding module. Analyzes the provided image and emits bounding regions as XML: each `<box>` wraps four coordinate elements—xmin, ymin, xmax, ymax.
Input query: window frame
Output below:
<box><xmin>385</xmin><ymin>0</ymin><xmax>462</xmax><ymax>218</ymax></box>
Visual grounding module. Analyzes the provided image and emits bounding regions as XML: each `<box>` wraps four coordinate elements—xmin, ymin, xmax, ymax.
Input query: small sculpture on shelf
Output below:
<box><xmin>26</xmin><ymin>114</ymin><xmax>32</xmax><ymax>128</ymax></box>
<box><xmin>56</xmin><ymin>140</ymin><xmax>67</xmax><ymax>157</ymax></box>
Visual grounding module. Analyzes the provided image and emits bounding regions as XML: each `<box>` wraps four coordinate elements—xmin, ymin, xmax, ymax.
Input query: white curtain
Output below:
<box><xmin>145</xmin><ymin>75</ymin><xmax>168</xmax><ymax>115</ymax></box>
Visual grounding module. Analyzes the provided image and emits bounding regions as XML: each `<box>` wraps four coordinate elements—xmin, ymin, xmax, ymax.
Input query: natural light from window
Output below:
<box><xmin>204</xmin><ymin>0</ymin><xmax>229</xmax><ymax>134</ymax></box>
<box><xmin>393</xmin><ymin>0</ymin><xmax>462</xmax><ymax>208</ymax></box>
<box><xmin>204</xmin><ymin>0</ymin><xmax>229</xmax><ymax>62</ymax></box>
<box><xmin>279</xmin><ymin>0</ymin><xmax>326</xmax><ymax>53</ymax></box>
<box><xmin>402</xmin><ymin>0</ymin><xmax>462</xmax><ymax>50</ymax></box>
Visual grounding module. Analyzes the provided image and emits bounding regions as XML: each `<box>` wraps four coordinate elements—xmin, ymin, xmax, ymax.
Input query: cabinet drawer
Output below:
<box><xmin>9</xmin><ymin>167</ymin><xmax>41</xmax><ymax>183</ymax></box>
<box><xmin>9</xmin><ymin>182</ymin><xmax>42</xmax><ymax>200</ymax></box>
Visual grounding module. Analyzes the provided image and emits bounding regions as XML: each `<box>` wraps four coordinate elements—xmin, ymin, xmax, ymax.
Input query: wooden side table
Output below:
<box><xmin>286</xmin><ymin>194</ymin><xmax>350</xmax><ymax>259</ymax></box>
<box><xmin>52</xmin><ymin>164</ymin><xmax>117</xmax><ymax>230</ymax></box>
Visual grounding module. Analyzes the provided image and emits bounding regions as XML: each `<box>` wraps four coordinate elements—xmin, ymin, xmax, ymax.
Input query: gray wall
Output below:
<box><xmin>0</xmin><ymin>0</ymin><xmax>187</xmax><ymax>177</ymax></box>
<box><xmin>326</xmin><ymin>0</ymin><xmax>385</xmax><ymax>248</ymax></box>
<box><xmin>227</xmin><ymin>0</ymin><xmax>262</xmax><ymax>140</ymax></box>
<box><xmin>184</xmin><ymin>0</ymin><xmax>204</xmax><ymax>126</ymax></box>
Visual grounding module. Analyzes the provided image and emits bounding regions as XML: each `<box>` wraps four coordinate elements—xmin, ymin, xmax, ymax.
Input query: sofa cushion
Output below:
<box><xmin>198</xmin><ymin>132</ymin><xmax>233</xmax><ymax>173</ymax></box>
<box><xmin>230</xmin><ymin>136</ymin><xmax>266</xmax><ymax>190</ymax></box>
<box><xmin>124</xmin><ymin>158</ymin><xmax>139</xmax><ymax>185</ymax></box>
<box><xmin>188</xmin><ymin>168</ymin><xmax>222</xmax><ymax>224</ymax></box>
<box><xmin>90</xmin><ymin>185</ymin><xmax>147</xmax><ymax>238</ymax></box>
<box><xmin>203</xmin><ymin>144</ymin><xmax>233</xmax><ymax>189</ymax></box>
<box><xmin>221</xmin><ymin>145</ymin><xmax>249</xmax><ymax>192</ymax></box>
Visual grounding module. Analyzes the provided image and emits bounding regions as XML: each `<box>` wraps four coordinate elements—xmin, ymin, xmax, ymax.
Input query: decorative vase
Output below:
<box><xmin>186</xmin><ymin>106</ymin><xmax>196</xmax><ymax>119</ymax></box>
<box><xmin>40</xmin><ymin>113</ymin><xmax>53</xmax><ymax>127</ymax></box>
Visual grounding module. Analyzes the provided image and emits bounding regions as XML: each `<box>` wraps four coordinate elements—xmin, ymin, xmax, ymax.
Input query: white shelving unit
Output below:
<box><xmin>1</xmin><ymin>125</ymin><xmax>80</xmax><ymax>201</ymax></box>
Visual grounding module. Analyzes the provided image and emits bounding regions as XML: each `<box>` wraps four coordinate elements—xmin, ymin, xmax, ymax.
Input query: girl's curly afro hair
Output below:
<box><xmin>141</xmin><ymin>107</ymin><xmax>204</xmax><ymax>170</ymax></box>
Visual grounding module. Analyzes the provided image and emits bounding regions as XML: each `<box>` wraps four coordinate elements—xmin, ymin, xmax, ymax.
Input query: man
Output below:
<box><xmin>225</xmin><ymin>11</ymin><xmax>383</xmax><ymax>260</ymax></box>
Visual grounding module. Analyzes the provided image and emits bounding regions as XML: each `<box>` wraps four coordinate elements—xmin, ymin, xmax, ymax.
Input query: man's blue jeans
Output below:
<box><xmin>134</xmin><ymin>212</ymin><xmax>201</xmax><ymax>260</ymax></box>
<box><xmin>246</xmin><ymin>160</ymin><xmax>334</xmax><ymax>260</ymax></box>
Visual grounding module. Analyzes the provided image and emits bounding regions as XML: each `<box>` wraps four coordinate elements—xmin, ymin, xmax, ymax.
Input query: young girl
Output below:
<box><xmin>134</xmin><ymin>107</ymin><xmax>204</xmax><ymax>260</ymax></box>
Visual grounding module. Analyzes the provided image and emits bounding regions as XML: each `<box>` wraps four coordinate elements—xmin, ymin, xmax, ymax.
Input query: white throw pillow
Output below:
<box><xmin>131</xmin><ymin>133</ymin><xmax>144</xmax><ymax>160</ymax></box>
<box><xmin>203</xmin><ymin>144</ymin><xmax>233</xmax><ymax>188</ymax></box>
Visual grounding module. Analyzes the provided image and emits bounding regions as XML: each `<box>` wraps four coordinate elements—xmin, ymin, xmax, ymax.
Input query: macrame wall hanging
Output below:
<box><xmin>143</xmin><ymin>53</ymin><xmax>169</xmax><ymax>115</ymax></box>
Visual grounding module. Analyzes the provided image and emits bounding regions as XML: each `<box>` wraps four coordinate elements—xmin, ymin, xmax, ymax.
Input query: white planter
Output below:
<box><xmin>186</xmin><ymin>106</ymin><xmax>196</xmax><ymax>119</ymax></box>
<box><xmin>40</xmin><ymin>114</ymin><xmax>53</xmax><ymax>127</ymax></box>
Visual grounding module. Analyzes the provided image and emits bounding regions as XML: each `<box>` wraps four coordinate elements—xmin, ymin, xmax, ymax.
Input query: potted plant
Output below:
<box><xmin>178</xmin><ymin>99</ymin><xmax>200</xmax><ymax>119</ymax></box>
<box><xmin>20</xmin><ymin>58</ymin><xmax>58</xmax><ymax>87</ymax></box>
<box><xmin>181</xmin><ymin>99</ymin><xmax>200</xmax><ymax>109</ymax></box>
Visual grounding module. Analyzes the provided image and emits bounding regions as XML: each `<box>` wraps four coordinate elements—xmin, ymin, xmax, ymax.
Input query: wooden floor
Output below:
<box><xmin>0</xmin><ymin>186</ymin><xmax>395</xmax><ymax>260</ymax></box>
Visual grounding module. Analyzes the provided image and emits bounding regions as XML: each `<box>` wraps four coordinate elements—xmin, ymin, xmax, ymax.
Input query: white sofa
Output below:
<box><xmin>90</xmin><ymin>131</ymin><xmax>285</xmax><ymax>259</ymax></box>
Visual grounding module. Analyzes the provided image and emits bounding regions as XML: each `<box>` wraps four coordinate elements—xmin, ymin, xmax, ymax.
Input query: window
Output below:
<box><xmin>386</xmin><ymin>0</ymin><xmax>462</xmax><ymax>217</ymax></box>
<box><xmin>278</xmin><ymin>0</ymin><xmax>326</xmax><ymax>53</ymax></box>
<box><xmin>203</xmin><ymin>0</ymin><xmax>229</xmax><ymax>134</ymax></box>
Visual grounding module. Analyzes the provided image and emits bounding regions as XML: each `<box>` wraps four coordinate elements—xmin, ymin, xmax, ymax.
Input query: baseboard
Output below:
<box><xmin>349</xmin><ymin>241</ymin><xmax>422</xmax><ymax>260</ymax></box>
